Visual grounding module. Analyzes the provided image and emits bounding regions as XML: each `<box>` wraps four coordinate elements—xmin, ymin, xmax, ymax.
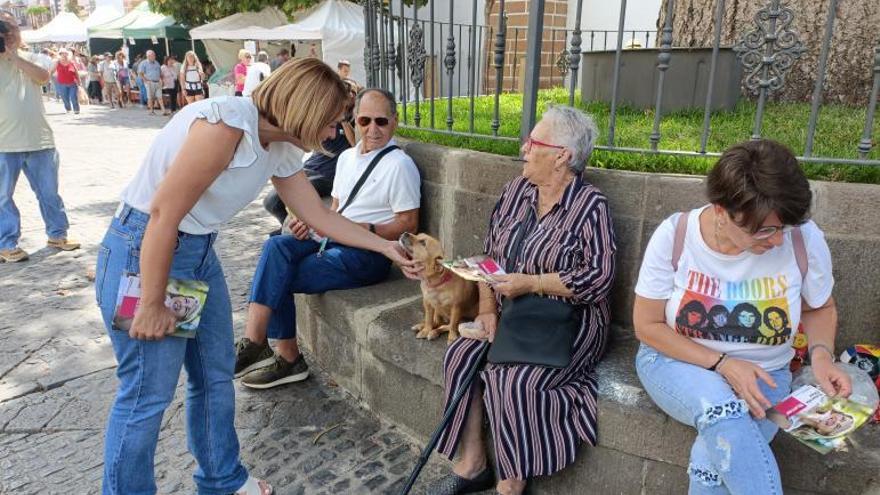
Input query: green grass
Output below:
<box><xmin>395</xmin><ymin>87</ymin><xmax>880</xmax><ymax>184</ymax></box>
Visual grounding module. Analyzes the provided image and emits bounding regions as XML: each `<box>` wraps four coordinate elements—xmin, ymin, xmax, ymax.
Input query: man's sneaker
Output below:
<box><xmin>240</xmin><ymin>353</ymin><xmax>309</xmax><ymax>390</ymax></box>
<box><xmin>47</xmin><ymin>238</ymin><xmax>81</xmax><ymax>251</ymax></box>
<box><xmin>234</xmin><ymin>337</ymin><xmax>275</xmax><ymax>378</ymax></box>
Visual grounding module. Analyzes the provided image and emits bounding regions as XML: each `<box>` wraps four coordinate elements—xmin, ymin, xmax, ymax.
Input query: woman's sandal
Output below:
<box><xmin>235</xmin><ymin>476</ymin><xmax>273</xmax><ymax>495</ymax></box>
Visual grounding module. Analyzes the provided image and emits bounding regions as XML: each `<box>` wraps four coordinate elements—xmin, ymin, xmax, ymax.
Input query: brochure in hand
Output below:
<box><xmin>112</xmin><ymin>273</ymin><xmax>209</xmax><ymax>338</ymax></box>
<box><xmin>441</xmin><ymin>255</ymin><xmax>506</xmax><ymax>284</ymax></box>
<box><xmin>767</xmin><ymin>384</ymin><xmax>874</xmax><ymax>454</ymax></box>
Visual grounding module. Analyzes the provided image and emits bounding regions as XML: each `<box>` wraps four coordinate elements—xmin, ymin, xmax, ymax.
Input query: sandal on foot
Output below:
<box><xmin>235</xmin><ymin>476</ymin><xmax>273</xmax><ymax>495</ymax></box>
<box><xmin>47</xmin><ymin>238</ymin><xmax>81</xmax><ymax>251</ymax></box>
<box><xmin>0</xmin><ymin>247</ymin><xmax>28</xmax><ymax>263</ymax></box>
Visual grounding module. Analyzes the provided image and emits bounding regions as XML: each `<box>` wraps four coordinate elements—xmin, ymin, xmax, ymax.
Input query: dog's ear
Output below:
<box><xmin>423</xmin><ymin>255</ymin><xmax>442</xmax><ymax>277</ymax></box>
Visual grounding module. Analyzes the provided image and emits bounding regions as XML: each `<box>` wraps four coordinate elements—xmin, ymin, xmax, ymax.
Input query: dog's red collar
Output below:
<box><xmin>424</xmin><ymin>268</ymin><xmax>454</xmax><ymax>288</ymax></box>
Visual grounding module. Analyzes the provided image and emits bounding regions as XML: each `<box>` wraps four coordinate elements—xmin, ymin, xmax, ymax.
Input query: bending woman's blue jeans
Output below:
<box><xmin>94</xmin><ymin>204</ymin><xmax>248</xmax><ymax>495</ymax></box>
<box><xmin>249</xmin><ymin>235</ymin><xmax>391</xmax><ymax>339</ymax></box>
<box><xmin>635</xmin><ymin>344</ymin><xmax>792</xmax><ymax>495</ymax></box>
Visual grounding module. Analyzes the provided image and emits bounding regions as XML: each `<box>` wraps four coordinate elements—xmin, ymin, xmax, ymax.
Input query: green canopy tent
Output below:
<box><xmin>88</xmin><ymin>2</ymin><xmax>204</xmax><ymax>62</ymax></box>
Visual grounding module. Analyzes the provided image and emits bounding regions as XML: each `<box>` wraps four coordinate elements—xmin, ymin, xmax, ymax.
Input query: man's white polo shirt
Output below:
<box><xmin>331</xmin><ymin>139</ymin><xmax>421</xmax><ymax>224</ymax></box>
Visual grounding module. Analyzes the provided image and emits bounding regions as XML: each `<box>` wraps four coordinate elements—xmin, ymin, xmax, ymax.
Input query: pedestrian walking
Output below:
<box><xmin>233</xmin><ymin>49</ymin><xmax>251</xmax><ymax>96</ymax></box>
<box><xmin>242</xmin><ymin>51</ymin><xmax>270</xmax><ymax>97</ymax></box>
<box><xmin>138</xmin><ymin>50</ymin><xmax>165</xmax><ymax>115</ymax></box>
<box><xmin>50</xmin><ymin>49</ymin><xmax>80</xmax><ymax>114</ymax></box>
<box><xmin>87</xmin><ymin>55</ymin><xmax>103</xmax><ymax>104</ymax></box>
<box><xmin>0</xmin><ymin>12</ymin><xmax>79</xmax><ymax>263</ymax></box>
<box><xmin>160</xmin><ymin>55</ymin><xmax>178</xmax><ymax>115</ymax></box>
<box><xmin>179</xmin><ymin>50</ymin><xmax>205</xmax><ymax>105</ymax></box>
<box><xmin>100</xmin><ymin>52</ymin><xmax>121</xmax><ymax>108</ymax></box>
<box><xmin>114</xmin><ymin>51</ymin><xmax>131</xmax><ymax>108</ymax></box>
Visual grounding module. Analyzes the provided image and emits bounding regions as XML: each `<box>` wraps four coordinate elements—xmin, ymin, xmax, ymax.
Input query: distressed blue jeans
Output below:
<box><xmin>95</xmin><ymin>204</ymin><xmax>248</xmax><ymax>494</ymax></box>
<box><xmin>0</xmin><ymin>149</ymin><xmax>70</xmax><ymax>250</ymax></box>
<box><xmin>635</xmin><ymin>344</ymin><xmax>792</xmax><ymax>495</ymax></box>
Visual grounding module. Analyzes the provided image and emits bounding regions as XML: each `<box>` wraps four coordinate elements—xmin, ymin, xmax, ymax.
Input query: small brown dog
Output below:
<box><xmin>400</xmin><ymin>233</ymin><xmax>479</xmax><ymax>342</ymax></box>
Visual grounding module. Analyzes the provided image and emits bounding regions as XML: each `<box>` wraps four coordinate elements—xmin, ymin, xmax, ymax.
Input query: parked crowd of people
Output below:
<box><xmin>2</xmin><ymin>9</ymin><xmax>856</xmax><ymax>495</ymax></box>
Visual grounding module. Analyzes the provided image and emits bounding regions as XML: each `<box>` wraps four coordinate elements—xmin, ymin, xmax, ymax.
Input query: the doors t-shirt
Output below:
<box><xmin>635</xmin><ymin>205</ymin><xmax>834</xmax><ymax>370</ymax></box>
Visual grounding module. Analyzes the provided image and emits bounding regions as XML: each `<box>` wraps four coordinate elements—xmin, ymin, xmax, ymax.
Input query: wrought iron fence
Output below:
<box><xmin>362</xmin><ymin>0</ymin><xmax>880</xmax><ymax>167</ymax></box>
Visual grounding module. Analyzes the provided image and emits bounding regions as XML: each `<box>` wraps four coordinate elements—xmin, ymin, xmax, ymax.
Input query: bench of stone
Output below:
<box><xmin>294</xmin><ymin>141</ymin><xmax>880</xmax><ymax>493</ymax></box>
<box><xmin>294</xmin><ymin>274</ymin><xmax>880</xmax><ymax>494</ymax></box>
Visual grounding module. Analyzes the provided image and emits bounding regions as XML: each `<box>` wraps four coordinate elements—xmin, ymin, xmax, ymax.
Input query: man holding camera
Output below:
<box><xmin>0</xmin><ymin>12</ymin><xmax>79</xmax><ymax>262</ymax></box>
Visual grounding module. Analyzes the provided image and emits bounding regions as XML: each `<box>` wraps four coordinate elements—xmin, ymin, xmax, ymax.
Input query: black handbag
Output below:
<box><xmin>487</xmin><ymin>208</ymin><xmax>580</xmax><ymax>368</ymax></box>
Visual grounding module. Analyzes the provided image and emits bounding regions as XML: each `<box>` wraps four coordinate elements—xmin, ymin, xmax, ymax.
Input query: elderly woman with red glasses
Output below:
<box><xmin>633</xmin><ymin>140</ymin><xmax>851</xmax><ymax>493</ymax></box>
<box><xmin>424</xmin><ymin>105</ymin><xmax>617</xmax><ymax>495</ymax></box>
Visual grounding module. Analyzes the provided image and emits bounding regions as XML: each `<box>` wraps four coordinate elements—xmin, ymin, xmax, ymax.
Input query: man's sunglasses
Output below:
<box><xmin>356</xmin><ymin>116</ymin><xmax>390</xmax><ymax>127</ymax></box>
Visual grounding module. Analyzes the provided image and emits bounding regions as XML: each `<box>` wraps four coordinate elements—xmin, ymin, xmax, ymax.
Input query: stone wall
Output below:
<box><xmin>404</xmin><ymin>139</ymin><xmax>880</xmax><ymax>349</ymax></box>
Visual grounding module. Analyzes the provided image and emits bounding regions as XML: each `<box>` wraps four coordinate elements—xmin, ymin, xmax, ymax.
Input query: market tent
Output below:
<box><xmin>190</xmin><ymin>7</ymin><xmax>289</xmax><ymax>71</ymax></box>
<box><xmin>267</xmin><ymin>0</ymin><xmax>365</xmax><ymax>84</ymax></box>
<box><xmin>88</xmin><ymin>1</ymin><xmax>149</xmax><ymax>39</ymax></box>
<box><xmin>121</xmin><ymin>9</ymin><xmax>188</xmax><ymax>40</ymax></box>
<box><xmin>84</xmin><ymin>5</ymin><xmax>122</xmax><ymax>28</ymax></box>
<box><xmin>22</xmin><ymin>12</ymin><xmax>88</xmax><ymax>44</ymax></box>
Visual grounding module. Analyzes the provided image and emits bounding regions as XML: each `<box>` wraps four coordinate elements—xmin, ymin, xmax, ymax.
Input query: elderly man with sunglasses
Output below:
<box><xmin>236</xmin><ymin>88</ymin><xmax>420</xmax><ymax>389</ymax></box>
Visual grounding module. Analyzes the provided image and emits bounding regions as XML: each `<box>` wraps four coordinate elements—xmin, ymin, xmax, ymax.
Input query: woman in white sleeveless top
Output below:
<box><xmin>94</xmin><ymin>58</ymin><xmax>412</xmax><ymax>495</ymax></box>
<box><xmin>180</xmin><ymin>50</ymin><xmax>205</xmax><ymax>104</ymax></box>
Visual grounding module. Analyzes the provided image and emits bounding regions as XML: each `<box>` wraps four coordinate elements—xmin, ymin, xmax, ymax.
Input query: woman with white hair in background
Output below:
<box><xmin>242</xmin><ymin>50</ymin><xmax>271</xmax><ymax>97</ymax></box>
<box><xmin>422</xmin><ymin>106</ymin><xmax>617</xmax><ymax>495</ymax></box>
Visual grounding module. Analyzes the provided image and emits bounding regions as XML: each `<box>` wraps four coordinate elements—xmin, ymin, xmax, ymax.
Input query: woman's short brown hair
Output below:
<box><xmin>251</xmin><ymin>58</ymin><xmax>348</xmax><ymax>154</ymax></box>
<box><xmin>707</xmin><ymin>139</ymin><xmax>812</xmax><ymax>232</ymax></box>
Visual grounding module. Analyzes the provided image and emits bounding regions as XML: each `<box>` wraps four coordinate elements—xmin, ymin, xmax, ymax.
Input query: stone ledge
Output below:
<box><xmin>296</xmin><ymin>280</ymin><xmax>880</xmax><ymax>494</ymax></box>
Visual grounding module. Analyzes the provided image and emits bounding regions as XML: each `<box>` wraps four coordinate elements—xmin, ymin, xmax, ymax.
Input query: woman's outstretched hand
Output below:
<box><xmin>382</xmin><ymin>241</ymin><xmax>417</xmax><ymax>274</ymax></box>
<box><xmin>716</xmin><ymin>357</ymin><xmax>777</xmax><ymax>418</ymax></box>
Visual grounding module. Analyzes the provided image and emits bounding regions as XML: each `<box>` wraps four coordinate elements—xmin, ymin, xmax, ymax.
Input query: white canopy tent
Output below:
<box><xmin>22</xmin><ymin>12</ymin><xmax>88</xmax><ymax>44</ymax></box>
<box><xmin>191</xmin><ymin>0</ymin><xmax>366</xmax><ymax>85</ymax></box>
<box><xmin>83</xmin><ymin>5</ymin><xmax>123</xmax><ymax>29</ymax></box>
<box><xmin>190</xmin><ymin>7</ymin><xmax>290</xmax><ymax>72</ymax></box>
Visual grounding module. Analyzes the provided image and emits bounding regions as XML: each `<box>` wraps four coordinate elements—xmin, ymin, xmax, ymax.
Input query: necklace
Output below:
<box><xmin>713</xmin><ymin>210</ymin><xmax>724</xmax><ymax>252</ymax></box>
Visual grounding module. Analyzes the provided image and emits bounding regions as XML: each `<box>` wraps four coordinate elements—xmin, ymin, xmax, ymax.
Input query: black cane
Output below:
<box><xmin>398</xmin><ymin>343</ymin><xmax>491</xmax><ymax>495</ymax></box>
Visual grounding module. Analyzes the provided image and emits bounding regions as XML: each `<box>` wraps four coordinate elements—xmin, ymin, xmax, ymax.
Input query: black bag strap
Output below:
<box><xmin>337</xmin><ymin>145</ymin><xmax>399</xmax><ymax>215</ymax></box>
<box><xmin>504</xmin><ymin>206</ymin><xmax>537</xmax><ymax>274</ymax></box>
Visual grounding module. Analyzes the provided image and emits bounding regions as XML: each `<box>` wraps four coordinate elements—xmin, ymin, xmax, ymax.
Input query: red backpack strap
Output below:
<box><xmin>671</xmin><ymin>211</ymin><xmax>689</xmax><ymax>272</ymax></box>
<box><xmin>791</xmin><ymin>226</ymin><xmax>808</xmax><ymax>279</ymax></box>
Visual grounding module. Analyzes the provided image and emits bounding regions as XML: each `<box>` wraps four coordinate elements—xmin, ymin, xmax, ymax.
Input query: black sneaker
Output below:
<box><xmin>240</xmin><ymin>353</ymin><xmax>310</xmax><ymax>389</ymax></box>
<box><xmin>234</xmin><ymin>337</ymin><xmax>275</xmax><ymax>378</ymax></box>
<box><xmin>425</xmin><ymin>466</ymin><xmax>494</xmax><ymax>495</ymax></box>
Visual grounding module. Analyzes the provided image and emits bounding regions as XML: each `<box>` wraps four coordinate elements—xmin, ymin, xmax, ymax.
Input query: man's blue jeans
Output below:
<box><xmin>57</xmin><ymin>83</ymin><xmax>80</xmax><ymax>112</ymax></box>
<box><xmin>95</xmin><ymin>205</ymin><xmax>248</xmax><ymax>494</ymax></box>
<box><xmin>0</xmin><ymin>149</ymin><xmax>70</xmax><ymax>250</ymax></box>
<box><xmin>635</xmin><ymin>344</ymin><xmax>792</xmax><ymax>495</ymax></box>
<box><xmin>249</xmin><ymin>235</ymin><xmax>391</xmax><ymax>340</ymax></box>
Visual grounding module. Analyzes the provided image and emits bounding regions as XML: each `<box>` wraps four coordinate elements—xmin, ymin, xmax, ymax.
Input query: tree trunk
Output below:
<box><xmin>657</xmin><ymin>0</ymin><xmax>880</xmax><ymax>106</ymax></box>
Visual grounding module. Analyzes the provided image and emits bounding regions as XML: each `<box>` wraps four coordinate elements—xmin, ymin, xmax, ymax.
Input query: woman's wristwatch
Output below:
<box><xmin>368</xmin><ymin>223</ymin><xmax>376</xmax><ymax>234</ymax></box>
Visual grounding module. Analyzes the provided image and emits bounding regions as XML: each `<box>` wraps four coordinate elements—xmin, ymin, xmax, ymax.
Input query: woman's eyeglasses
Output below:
<box><xmin>356</xmin><ymin>116</ymin><xmax>390</xmax><ymax>127</ymax></box>
<box><xmin>750</xmin><ymin>225</ymin><xmax>793</xmax><ymax>240</ymax></box>
<box><xmin>522</xmin><ymin>135</ymin><xmax>566</xmax><ymax>154</ymax></box>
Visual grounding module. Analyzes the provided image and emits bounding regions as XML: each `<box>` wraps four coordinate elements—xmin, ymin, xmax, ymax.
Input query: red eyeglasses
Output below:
<box><xmin>522</xmin><ymin>135</ymin><xmax>566</xmax><ymax>153</ymax></box>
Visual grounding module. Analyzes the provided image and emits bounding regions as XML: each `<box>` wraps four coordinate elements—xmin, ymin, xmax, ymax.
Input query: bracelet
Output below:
<box><xmin>708</xmin><ymin>352</ymin><xmax>727</xmax><ymax>372</ymax></box>
<box><xmin>808</xmin><ymin>343</ymin><xmax>835</xmax><ymax>362</ymax></box>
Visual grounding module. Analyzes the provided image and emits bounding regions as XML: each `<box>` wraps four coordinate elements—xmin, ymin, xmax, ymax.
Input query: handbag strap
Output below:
<box><xmin>671</xmin><ymin>210</ymin><xmax>807</xmax><ymax>278</ymax></box>
<box><xmin>505</xmin><ymin>206</ymin><xmax>537</xmax><ymax>274</ymax></box>
<box><xmin>337</xmin><ymin>145</ymin><xmax>399</xmax><ymax>215</ymax></box>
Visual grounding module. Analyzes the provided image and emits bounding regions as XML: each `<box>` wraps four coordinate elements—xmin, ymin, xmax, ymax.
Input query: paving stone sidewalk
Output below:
<box><xmin>0</xmin><ymin>101</ymin><xmax>459</xmax><ymax>494</ymax></box>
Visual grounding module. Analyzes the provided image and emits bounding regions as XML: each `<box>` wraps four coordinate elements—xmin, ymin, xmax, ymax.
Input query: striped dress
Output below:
<box><xmin>436</xmin><ymin>174</ymin><xmax>617</xmax><ymax>480</ymax></box>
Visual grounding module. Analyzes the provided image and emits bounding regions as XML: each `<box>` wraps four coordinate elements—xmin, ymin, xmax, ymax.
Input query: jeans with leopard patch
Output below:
<box><xmin>635</xmin><ymin>344</ymin><xmax>791</xmax><ymax>495</ymax></box>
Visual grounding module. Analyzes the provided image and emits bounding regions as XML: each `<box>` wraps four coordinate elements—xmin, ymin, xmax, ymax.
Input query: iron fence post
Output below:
<box><xmin>858</xmin><ymin>44</ymin><xmax>880</xmax><ymax>158</ymax></box>
<box><xmin>567</xmin><ymin>0</ymin><xmax>584</xmax><ymax>107</ymax></box>
<box><xmin>607</xmin><ymin>0</ymin><xmax>628</xmax><ymax>147</ymax></box>
<box><xmin>520</xmin><ymin>0</ymin><xmax>546</xmax><ymax>141</ymax></box>
<box><xmin>804</xmin><ymin>0</ymin><xmax>838</xmax><ymax>157</ymax></box>
<box><xmin>445</xmin><ymin>1</ymin><xmax>456</xmax><ymax>130</ymax></box>
<box><xmin>649</xmin><ymin>0</ymin><xmax>674</xmax><ymax>151</ymax></box>
<box><xmin>490</xmin><ymin>0</ymin><xmax>507</xmax><ymax>136</ymax></box>
<box><xmin>699</xmin><ymin>0</ymin><xmax>726</xmax><ymax>154</ymax></box>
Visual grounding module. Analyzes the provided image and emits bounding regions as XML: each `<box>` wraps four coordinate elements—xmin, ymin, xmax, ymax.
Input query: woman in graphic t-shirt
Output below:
<box><xmin>632</xmin><ymin>140</ymin><xmax>851</xmax><ymax>493</ymax></box>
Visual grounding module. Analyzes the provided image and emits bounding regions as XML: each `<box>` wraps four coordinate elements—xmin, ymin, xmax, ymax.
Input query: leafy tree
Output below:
<box><xmin>65</xmin><ymin>0</ymin><xmax>81</xmax><ymax>15</ymax></box>
<box><xmin>148</xmin><ymin>0</ymin><xmax>320</xmax><ymax>26</ymax></box>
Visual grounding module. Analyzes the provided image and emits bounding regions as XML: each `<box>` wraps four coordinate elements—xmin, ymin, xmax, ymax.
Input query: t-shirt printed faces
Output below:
<box><xmin>675</xmin><ymin>270</ymin><xmax>792</xmax><ymax>346</ymax></box>
<box><xmin>635</xmin><ymin>205</ymin><xmax>834</xmax><ymax>371</ymax></box>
